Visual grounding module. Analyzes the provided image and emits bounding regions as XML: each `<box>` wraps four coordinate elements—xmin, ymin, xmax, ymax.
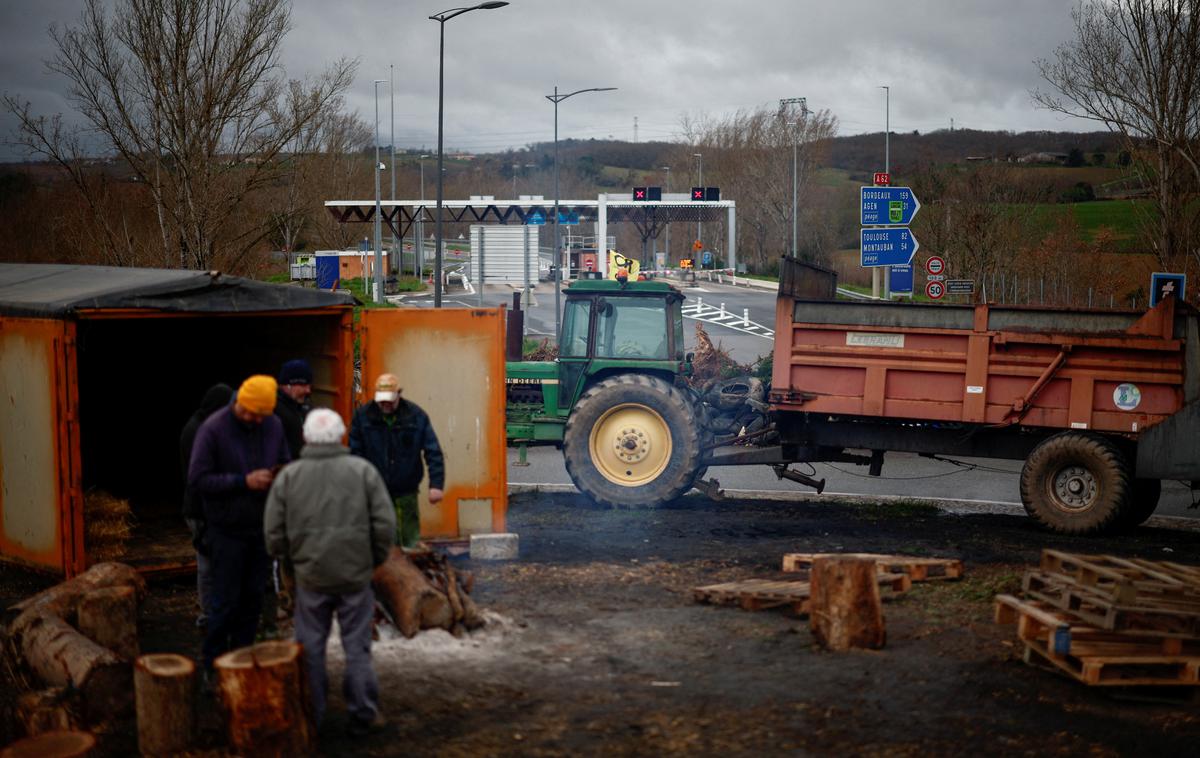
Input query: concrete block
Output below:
<box><xmin>470</xmin><ymin>532</ymin><xmax>519</xmax><ymax>561</ymax></box>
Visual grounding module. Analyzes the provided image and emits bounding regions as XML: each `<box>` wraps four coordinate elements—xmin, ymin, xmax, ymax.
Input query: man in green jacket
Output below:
<box><xmin>264</xmin><ymin>408</ymin><xmax>395</xmax><ymax>735</ymax></box>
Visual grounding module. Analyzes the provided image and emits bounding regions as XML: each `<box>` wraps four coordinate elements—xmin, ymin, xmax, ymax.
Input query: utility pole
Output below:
<box><xmin>661</xmin><ymin>165</ymin><xmax>671</xmax><ymax>264</ymax></box>
<box><xmin>389</xmin><ymin>65</ymin><xmax>396</xmax><ymax>277</ymax></box>
<box><xmin>780</xmin><ymin>97</ymin><xmax>806</xmax><ymax>259</ymax></box>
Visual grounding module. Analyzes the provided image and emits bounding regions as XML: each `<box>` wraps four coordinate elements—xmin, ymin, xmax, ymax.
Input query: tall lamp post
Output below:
<box><xmin>415</xmin><ymin>154</ymin><xmax>430</xmax><ymax>278</ymax></box>
<box><xmin>389</xmin><ymin>65</ymin><xmax>396</xmax><ymax>274</ymax></box>
<box><xmin>546</xmin><ymin>85</ymin><xmax>617</xmax><ymax>342</ymax></box>
<box><xmin>693</xmin><ymin>152</ymin><xmax>703</xmax><ymax>253</ymax></box>
<box><xmin>429</xmin><ymin>2</ymin><xmax>509</xmax><ymax>308</ymax></box>
<box><xmin>779</xmin><ymin>96</ymin><xmax>806</xmax><ymax>258</ymax></box>
<box><xmin>373</xmin><ymin>78</ymin><xmax>387</xmax><ymax>303</ymax></box>
<box><xmin>879</xmin><ymin>84</ymin><xmax>890</xmax><ymax>299</ymax></box>
<box><xmin>660</xmin><ymin>165</ymin><xmax>671</xmax><ymax>263</ymax></box>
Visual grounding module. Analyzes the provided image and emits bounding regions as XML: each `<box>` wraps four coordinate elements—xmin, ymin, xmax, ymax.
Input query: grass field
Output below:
<box><xmin>1030</xmin><ymin>199</ymin><xmax>1150</xmax><ymax>252</ymax></box>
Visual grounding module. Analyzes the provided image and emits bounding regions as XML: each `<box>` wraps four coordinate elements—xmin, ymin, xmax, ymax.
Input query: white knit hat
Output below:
<box><xmin>302</xmin><ymin>408</ymin><xmax>346</xmax><ymax>445</ymax></box>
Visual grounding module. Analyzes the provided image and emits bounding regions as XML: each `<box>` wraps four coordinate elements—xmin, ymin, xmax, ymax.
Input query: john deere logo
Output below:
<box><xmin>1113</xmin><ymin>383</ymin><xmax>1141</xmax><ymax>411</ymax></box>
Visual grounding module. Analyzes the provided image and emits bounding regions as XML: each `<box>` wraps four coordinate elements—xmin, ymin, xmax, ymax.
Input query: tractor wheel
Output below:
<box><xmin>1115</xmin><ymin>478</ymin><xmax>1162</xmax><ymax>530</ymax></box>
<box><xmin>563</xmin><ymin>374</ymin><xmax>703</xmax><ymax>508</ymax></box>
<box><xmin>1019</xmin><ymin>432</ymin><xmax>1131</xmax><ymax>535</ymax></box>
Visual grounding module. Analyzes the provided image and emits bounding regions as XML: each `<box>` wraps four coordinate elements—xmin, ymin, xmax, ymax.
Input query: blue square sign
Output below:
<box><xmin>1150</xmin><ymin>272</ymin><xmax>1186</xmax><ymax>307</ymax></box>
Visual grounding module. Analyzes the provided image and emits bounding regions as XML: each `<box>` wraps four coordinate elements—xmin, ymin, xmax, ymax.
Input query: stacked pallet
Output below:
<box><xmin>693</xmin><ymin>553</ymin><xmax>962</xmax><ymax>614</ymax></box>
<box><xmin>995</xmin><ymin>549</ymin><xmax>1200</xmax><ymax>687</ymax></box>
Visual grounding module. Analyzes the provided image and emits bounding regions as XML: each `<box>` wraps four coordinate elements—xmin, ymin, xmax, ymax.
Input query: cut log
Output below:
<box><xmin>0</xmin><ymin>730</ymin><xmax>96</xmax><ymax>758</ymax></box>
<box><xmin>10</xmin><ymin>612</ymin><xmax>131</xmax><ymax>722</ymax></box>
<box><xmin>15</xmin><ymin>688</ymin><xmax>74</xmax><ymax>736</ymax></box>
<box><xmin>215</xmin><ymin>641</ymin><xmax>315</xmax><ymax>758</ymax></box>
<box><xmin>77</xmin><ymin>586</ymin><xmax>139</xmax><ymax>661</ymax></box>
<box><xmin>134</xmin><ymin>654</ymin><xmax>195</xmax><ymax>756</ymax></box>
<box><xmin>5</xmin><ymin>563</ymin><xmax>144</xmax><ymax>627</ymax></box>
<box><xmin>809</xmin><ymin>556</ymin><xmax>886</xmax><ymax>651</ymax></box>
<box><xmin>447</xmin><ymin>565</ymin><xmax>486</xmax><ymax>630</ymax></box>
<box><xmin>372</xmin><ymin>548</ymin><xmax>453</xmax><ymax>637</ymax></box>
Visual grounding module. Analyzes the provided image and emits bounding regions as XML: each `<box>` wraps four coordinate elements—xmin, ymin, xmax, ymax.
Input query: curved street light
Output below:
<box><xmin>429</xmin><ymin>2</ymin><xmax>510</xmax><ymax>307</ymax></box>
<box><xmin>546</xmin><ymin>86</ymin><xmax>617</xmax><ymax>341</ymax></box>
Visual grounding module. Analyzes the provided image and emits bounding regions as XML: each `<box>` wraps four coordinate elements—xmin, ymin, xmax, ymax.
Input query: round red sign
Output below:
<box><xmin>926</xmin><ymin>280</ymin><xmax>945</xmax><ymax>300</ymax></box>
<box><xmin>925</xmin><ymin>256</ymin><xmax>945</xmax><ymax>276</ymax></box>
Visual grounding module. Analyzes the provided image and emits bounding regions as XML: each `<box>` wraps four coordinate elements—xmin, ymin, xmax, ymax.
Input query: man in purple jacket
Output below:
<box><xmin>188</xmin><ymin>375</ymin><xmax>291</xmax><ymax>669</ymax></box>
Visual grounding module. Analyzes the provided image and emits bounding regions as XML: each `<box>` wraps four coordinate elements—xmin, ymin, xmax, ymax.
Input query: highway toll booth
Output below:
<box><xmin>0</xmin><ymin>264</ymin><xmax>356</xmax><ymax>576</ymax></box>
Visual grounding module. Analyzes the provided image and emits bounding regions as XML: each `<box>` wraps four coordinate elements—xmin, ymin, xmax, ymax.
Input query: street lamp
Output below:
<box><xmin>429</xmin><ymin>1</ymin><xmax>509</xmax><ymax>308</ymax></box>
<box><xmin>389</xmin><ymin>65</ymin><xmax>396</xmax><ymax>273</ymax></box>
<box><xmin>780</xmin><ymin>96</ymin><xmax>807</xmax><ymax>259</ymax></box>
<box><xmin>879</xmin><ymin>84</ymin><xmax>890</xmax><ymax>299</ymax></box>
<box><xmin>373</xmin><ymin>78</ymin><xmax>387</xmax><ymax>304</ymax></box>
<box><xmin>693</xmin><ymin>152</ymin><xmax>702</xmax><ymax>253</ymax></box>
<box><xmin>546</xmin><ymin>85</ymin><xmax>617</xmax><ymax>341</ymax></box>
<box><xmin>414</xmin><ymin>155</ymin><xmax>430</xmax><ymax>278</ymax></box>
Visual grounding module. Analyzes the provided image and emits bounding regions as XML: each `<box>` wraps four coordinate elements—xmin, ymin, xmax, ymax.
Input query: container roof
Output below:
<box><xmin>0</xmin><ymin>264</ymin><xmax>355</xmax><ymax>318</ymax></box>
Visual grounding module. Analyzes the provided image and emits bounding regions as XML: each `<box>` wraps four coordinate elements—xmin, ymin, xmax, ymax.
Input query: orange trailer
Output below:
<box><xmin>764</xmin><ymin>259</ymin><xmax>1199</xmax><ymax>534</ymax></box>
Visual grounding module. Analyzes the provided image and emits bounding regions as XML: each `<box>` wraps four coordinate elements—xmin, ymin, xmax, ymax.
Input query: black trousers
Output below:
<box><xmin>202</xmin><ymin>526</ymin><xmax>271</xmax><ymax>668</ymax></box>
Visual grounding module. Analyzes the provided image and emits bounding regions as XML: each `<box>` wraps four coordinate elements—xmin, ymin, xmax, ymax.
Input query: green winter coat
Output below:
<box><xmin>264</xmin><ymin>444</ymin><xmax>395</xmax><ymax>595</ymax></box>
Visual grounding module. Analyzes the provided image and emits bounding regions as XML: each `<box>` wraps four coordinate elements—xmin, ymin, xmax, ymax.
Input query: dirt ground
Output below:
<box><xmin>5</xmin><ymin>492</ymin><xmax>1200</xmax><ymax>756</ymax></box>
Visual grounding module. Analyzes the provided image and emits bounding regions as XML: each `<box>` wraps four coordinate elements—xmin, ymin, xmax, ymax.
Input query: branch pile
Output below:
<box><xmin>689</xmin><ymin>324</ymin><xmax>775</xmax><ymax>445</ymax></box>
<box><xmin>372</xmin><ymin>548</ymin><xmax>485</xmax><ymax>639</ymax></box>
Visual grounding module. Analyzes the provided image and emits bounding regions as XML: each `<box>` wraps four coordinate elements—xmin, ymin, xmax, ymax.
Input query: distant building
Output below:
<box><xmin>1018</xmin><ymin>152</ymin><xmax>1069</xmax><ymax>164</ymax></box>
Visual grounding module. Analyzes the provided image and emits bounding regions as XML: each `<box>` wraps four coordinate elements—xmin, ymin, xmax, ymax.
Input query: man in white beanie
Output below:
<box><xmin>264</xmin><ymin>408</ymin><xmax>395</xmax><ymax>736</ymax></box>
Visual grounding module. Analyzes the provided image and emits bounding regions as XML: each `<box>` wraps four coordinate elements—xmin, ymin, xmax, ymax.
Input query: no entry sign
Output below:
<box><xmin>926</xmin><ymin>280</ymin><xmax>945</xmax><ymax>300</ymax></box>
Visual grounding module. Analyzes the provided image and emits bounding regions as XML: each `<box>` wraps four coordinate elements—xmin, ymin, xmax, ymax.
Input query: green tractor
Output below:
<box><xmin>506</xmin><ymin>279</ymin><xmax>708</xmax><ymax>507</ymax></box>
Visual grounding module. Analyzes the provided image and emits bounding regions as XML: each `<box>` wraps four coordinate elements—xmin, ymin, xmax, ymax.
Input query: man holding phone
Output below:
<box><xmin>188</xmin><ymin>374</ymin><xmax>291</xmax><ymax>670</ymax></box>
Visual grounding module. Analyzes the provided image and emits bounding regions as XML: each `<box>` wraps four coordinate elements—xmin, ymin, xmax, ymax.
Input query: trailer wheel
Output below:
<box><xmin>1115</xmin><ymin>478</ymin><xmax>1162</xmax><ymax>530</ymax></box>
<box><xmin>1019</xmin><ymin>432</ymin><xmax>1131</xmax><ymax>535</ymax></box>
<box><xmin>564</xmin><ymin>374</ymin><xmax>703</xmax><ymax>508</ymax></box>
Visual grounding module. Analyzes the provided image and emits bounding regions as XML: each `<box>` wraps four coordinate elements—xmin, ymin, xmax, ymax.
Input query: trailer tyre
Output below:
<box><xmin>1115</xmin><ymin>478</ymin><xmax>1162</xmax><ymax>530</ymax></box>
<box><xmin>564</xmin><ymin>374</ymin><xmax>703</xmax><ymax>508</ymax></box>
<box><xmin>1019</xmin><ymin>432</ymin><xmax>1131</xmax><ymax>535</ymax></box>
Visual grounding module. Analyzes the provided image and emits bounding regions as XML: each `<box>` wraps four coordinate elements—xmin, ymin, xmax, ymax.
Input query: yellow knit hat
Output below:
<box><xmin>237</xmin><ymin>375</ymin><xmax>277</xmax><ymax>415</ymax></box>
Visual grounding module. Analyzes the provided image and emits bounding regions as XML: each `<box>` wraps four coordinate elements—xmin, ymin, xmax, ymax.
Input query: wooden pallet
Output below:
<box><xmin>1021</xmin><ymin>638</ymin><xmax>1200</xmax><ymax>687</ymax></box>
<box><xmin>694</xmin><ymin>573</ymin><xmax>911</xmax><ymax>614</ymax></box>
<box><xmin>780</xmin><ymin>553</ymin><xmax>963</xmax><ymax>582</ymax></box>
<box><xmin>994</xmin><ymin>594</ymin><xmax>1200</xmax><ymax>658</ymax></box>
<box><xmin>1023</xmin><ymin>571</ymin><xmax>1200</xmax><ymax>638</ymax></box>
<box><xmin>1040</xmin><ymin>550</ymin><xmax>1200</xmax><ymax>608</ymax></box>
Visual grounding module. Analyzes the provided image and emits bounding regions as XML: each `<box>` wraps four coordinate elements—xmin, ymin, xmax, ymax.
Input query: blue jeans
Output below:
<box><xmin>294</xmin><ymin>585</ymin><xmax>379</xmax><ymax>725</ymax></box>
<box><xmin>202</xmin><ymin>527</ymin><xmax>271</xmax><ymax>668</ymax></box>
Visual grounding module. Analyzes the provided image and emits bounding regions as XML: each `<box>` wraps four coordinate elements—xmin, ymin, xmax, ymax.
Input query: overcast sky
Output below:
<box><xmin>0</xmin><ymin>0</ymin><xmax>1097</xmax><ymax>161</ymax></box>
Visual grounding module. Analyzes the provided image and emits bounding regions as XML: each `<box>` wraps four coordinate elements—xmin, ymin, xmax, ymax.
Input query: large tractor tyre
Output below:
<box><xmin>1114</xmin><ymin>478</ymin><xmax>1162</xmax><ymax>531</ymax></box>
<box><xmin>1019</xmin><ymin>432</ymin><xmax>1131</xmax><ymax>535</ymax></box>
<box><xmin>563</xmin><ymin>374</ymin><xmax>704</xmax><ymax>508</ymax></box>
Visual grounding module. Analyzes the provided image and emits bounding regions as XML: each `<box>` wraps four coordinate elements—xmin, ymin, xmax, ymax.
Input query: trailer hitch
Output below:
<box><xmin>772</xmin><ymin>464</ymin><xmax>826</xmax><ymax>493</ymax></box>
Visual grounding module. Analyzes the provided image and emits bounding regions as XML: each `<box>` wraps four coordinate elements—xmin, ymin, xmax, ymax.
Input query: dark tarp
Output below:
<box><xmin>0</xmin><ymin>263</ymin><xmax>355</xmax><ymax>318</ymax></box>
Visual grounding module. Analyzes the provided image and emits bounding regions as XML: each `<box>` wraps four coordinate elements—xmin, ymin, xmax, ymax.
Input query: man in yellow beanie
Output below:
<box><xmin>188</xmin><ymin>374</ymin><xmax>291</xmax><ymax>670</ymax></box>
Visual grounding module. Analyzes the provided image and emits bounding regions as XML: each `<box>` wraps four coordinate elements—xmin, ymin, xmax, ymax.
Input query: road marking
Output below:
<box><xmin>681</xmin><ymin>305</ymin><xmax>774</xmax><ymax>339</ymax></box>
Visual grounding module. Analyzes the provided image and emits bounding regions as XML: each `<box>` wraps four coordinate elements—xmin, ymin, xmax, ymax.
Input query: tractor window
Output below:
<box><xmin>594</xmin><ymin>300</ymin><xmax>669</xmax><ymax>360</ymax></box>
<box><xmin>560</xmin><ymin>299</ymin><xmax>591</xmax><ymax>358</ymax></box>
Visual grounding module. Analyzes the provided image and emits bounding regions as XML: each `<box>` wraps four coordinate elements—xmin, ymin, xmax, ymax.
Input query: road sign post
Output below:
<box><xmin>1150</xmin><ymin>272</ymin><xmax>1186</xmax><ymax>307</ymax></box>
<box><xmin>860</xmin><ymin>228</ymin><xmax>919</xmax><ymax>267</ymax></box>
<box><xmin>926</xmin><ymin>280</ymin><xmax>945</xmax><ymax>300</ymax></box>
<box><xmin>925</xmin><ymin>256</ymin><xmax>945</xmax><ymax>276</ymax></box>
<box><xmin>860</xmin><ymin>187</ymin><xmax>921</xmax><ymax>226</ymax></box>
<box><xmin>889</xmin><ymin>264</ymin><xmax>913</xmax><ymax>294</ymax></box>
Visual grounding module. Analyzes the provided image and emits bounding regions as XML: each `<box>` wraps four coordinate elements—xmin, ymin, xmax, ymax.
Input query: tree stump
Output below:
<box><xmin>4</xmin><ymin>563</ymin><xmax>144</xmax><ymax>626</ymax></box>
<box><xmin>78</xmin><ymin>586</ymin><xmax>139</xmax><ymax>661</ymax></box>
<box><xmin>215</xmin><ymin>641</ymin><xmax>315</xmax><ymax>758</ymax></box>
<box><xmin>15</xmin><ymin>688</ymin><xmax>74</xmax><ymax>736</ymax></box>
<box><xmin>809</xmin><ymin>556</ymin><xmax>886</xmax><ymax>651</ymax></box>
<box><xmin>9</xmin><ymin>612</ymin><xmax>131</xmax><ymax>722</ymax></box>
<box><xmin>134</xmin><ymin>654</ymin><xmax>195</xmax><ymax>756</ymax></box>
<box><xmin>372</xmin><ymin>547</ymin><xmax>453</xmax><ymax>637</ymax></box>
<box><xmin>0</xmin><ymin>731</ymin><xmax>96</xmax><ymax>758</ymax></box>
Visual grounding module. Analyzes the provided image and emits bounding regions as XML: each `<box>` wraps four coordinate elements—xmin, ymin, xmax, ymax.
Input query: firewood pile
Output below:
<box><xmin>995</xmin><ymin>549</ymin><xmax>1200</xmax><ymax>688</ymax></box>
<box><xmin>372</xmin><ymin>548</ymin><xmax>485</xmax><ymax>639</ymax></box>
<box><xmin>2</xmin><ymin>562</ymin><xmax>145</xmax><ymax>750</ymax></box>
<box><xmin>83</xmin><ymin>490</ymin><xmax>134</xmax><ymax>564</ymax></box>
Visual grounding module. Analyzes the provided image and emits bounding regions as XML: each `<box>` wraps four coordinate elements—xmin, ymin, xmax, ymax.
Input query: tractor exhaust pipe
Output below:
<box><xmin>506</xmin><ymin>291</ymin><xmax>524</xmax><ymax>362</ymax></box>
<box><xmin>772</xmin><ymin>464</ymin><xmax>826</xmax><ymax>493</ymax></box>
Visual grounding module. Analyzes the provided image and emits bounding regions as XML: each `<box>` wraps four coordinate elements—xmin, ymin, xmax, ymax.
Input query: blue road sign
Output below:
<box><xmin>860</xmin><ymin>186</ymin><xmax>921</xmax><ymax>226</ymax></box>
<box><xmin>861</xmin><ymin>228</ymin><xmax>919</xmax><ymax>267</ymax></box>
<box><xmin>702</xmin><ymin>251</ymin><xmax>713</xmax><ymax>266</ymax></box>
<box><xmin>1150</xmin><ymin>272</ymin><xmax>1186</xmax><ymax>307</ymax></box>
<box><xmin>557</xmin><ymin>210</ymin><xmax>580</xmax><ymax>225</ymax></box>
<box><xmin>889</xmin><ymin>264</ymin><xmax>913</xmax><ymax>293</ymax></box>
<box><xmin>525</xmin><ymin>209</ymin><xmax>547</xmax><ymax>226</ymax></box>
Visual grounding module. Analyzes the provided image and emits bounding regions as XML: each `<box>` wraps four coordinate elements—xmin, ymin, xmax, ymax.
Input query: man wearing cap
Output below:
<box><xmin>189</xmin><ymin>375</ymin><xmax>291</xmax><ymax>669</ymax></box>
<box><xmin>265</xmin><ymin>408</ymin><xmax>394</xmax><ymax>735</ymax></box>
<box><xmin>349</xmin><ymin>373</ymin><xmax>445</xmax><ymax>549</ymax></box>
<box><xmin>276</xmin><ymin>359</ymin><xmax>314</xmax><ymax>460</ymax></box>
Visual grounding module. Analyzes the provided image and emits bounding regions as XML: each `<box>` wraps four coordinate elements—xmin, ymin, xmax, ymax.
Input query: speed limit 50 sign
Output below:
<box><xmin>926</xmin><ymin>280</ymin><xmax>946</xmax><ymax>300</ymax></box>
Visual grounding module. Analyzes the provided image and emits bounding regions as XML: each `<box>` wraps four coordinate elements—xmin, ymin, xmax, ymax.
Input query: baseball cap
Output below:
<box><xmin>374</xmin><ymin>373</ymin><xmax>401</xmax><ymax>403</ymax></box>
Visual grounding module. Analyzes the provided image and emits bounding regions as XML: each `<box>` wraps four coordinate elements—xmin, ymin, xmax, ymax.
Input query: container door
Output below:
<box><xmin>0</xmin><ymin>317</ymin><xmax>77</xmax><ymax>574</ymax></box>
<box><xmin>359</xmin><ymin>308</ymin><xmax>508</xmax><ymax>538</ymax></box>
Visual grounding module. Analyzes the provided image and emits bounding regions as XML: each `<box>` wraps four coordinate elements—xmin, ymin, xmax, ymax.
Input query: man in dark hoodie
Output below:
<box><xmin>189</xmin><ymin>375</ymin><xmax>290</xmax><ymax>669</ymax></box>
<box><xmin>180</xmin><ymin>383</ymin><xmax>234</xmax><ymax>628</ymax></box>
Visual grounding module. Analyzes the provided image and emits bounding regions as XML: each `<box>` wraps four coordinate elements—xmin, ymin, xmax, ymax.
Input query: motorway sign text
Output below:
<box><xmin>861</xmin><ymin>227</ymin><xmax>920</xmax><ymax>267</ymax></box>
<box><xmin>860</xmin><ymin>187</ymin><xmax>921</xmax><ymax>226</ymax></box>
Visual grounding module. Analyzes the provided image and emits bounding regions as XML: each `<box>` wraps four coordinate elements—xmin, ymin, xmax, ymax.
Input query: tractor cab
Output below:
<box><xmin>506</xmin><ymin>279</ymin><xmax>688</xmax><ymax>441</ymax></box>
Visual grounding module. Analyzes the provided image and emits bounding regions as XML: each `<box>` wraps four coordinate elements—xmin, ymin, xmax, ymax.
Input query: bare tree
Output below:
<box><xmin>4</xmin><ymin>0</ymin><xmax>357</xmax><ymax>272</ymax></box>
<box><xmin>1033</xmin><ymin>0</ymin><xmax>1200</xmax><ymax>271</ymax></box>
